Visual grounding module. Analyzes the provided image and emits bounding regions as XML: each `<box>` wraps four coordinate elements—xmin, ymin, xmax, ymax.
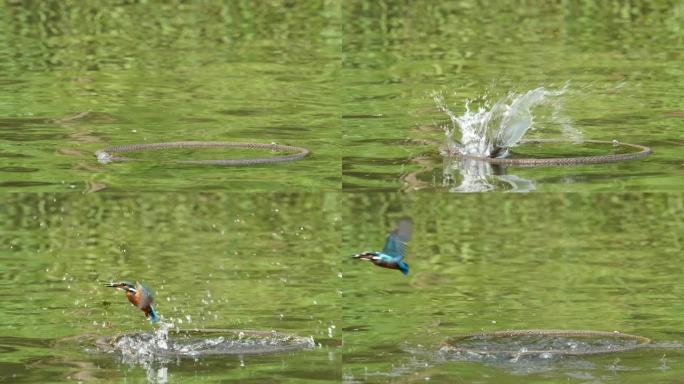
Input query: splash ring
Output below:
<box><xmin>95</xmin><ymin>141</ymin><xmax>310</xmax><ymax>165</ymax></box>
<box><xmin>92</xmin><ymin>328</ymin><xmax>315</xmax><ymax>357</ymax></box>
<box><xmin>447</xmin><ymin>139</ymin><xmax>651</xmax><ymax>167</ymax></box>
<box><xmin>441</xmin><ymin>329</ymin><xmax>651</xmax><ymax>357</ymax></box>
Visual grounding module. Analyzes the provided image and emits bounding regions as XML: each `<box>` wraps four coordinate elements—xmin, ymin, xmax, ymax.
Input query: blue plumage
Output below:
<box><xmin>148</xmin><ymin>306</ymin><xmax>159</xmax><ymax>323</ymax></box>
<box><xmin>107</xmin><ymin>280</ymin><xmax>159</xmax><ymax>323</ymax></box>
<box><xmin>352</xmin><ymin>218</ymin><xmax>412</xmax><ymax>275</ymax></box>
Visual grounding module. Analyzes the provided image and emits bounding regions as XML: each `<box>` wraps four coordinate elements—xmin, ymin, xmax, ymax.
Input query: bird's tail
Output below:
<box><xmin>398</xmin><ymin>261</ymin><xmax>410</xmax><ymax>276</ymax></box>
<box><xmin>148</xmin><ymin>305</ymin><xmax>159</xmax><ymax>324</ymax></box>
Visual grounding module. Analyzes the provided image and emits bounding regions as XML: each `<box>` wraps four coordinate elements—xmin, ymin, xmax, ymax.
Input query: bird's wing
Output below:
<box><xmin>375</xmin><ymin>254</ymin><xmax>395</xmax><ymax>263</ymax></box>
<box><xmin>135</xmin><ymin>281</ymin><xmax>154</xmax><ymax>308</ymax></box>
<box><xmin>382</xmin><ymin>218</ymin><xmax>412</xmax><ymax>260</ymax></box>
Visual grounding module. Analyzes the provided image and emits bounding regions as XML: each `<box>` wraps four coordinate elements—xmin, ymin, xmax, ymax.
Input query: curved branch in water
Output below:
<box><xmin>445</xmin><ymin>139</ymin><xmax>651</xmax><ymax>167</ymax></box>
<box><xmin>95</xmin><ymin>141</ymin><xmax>310</xmax><ymax>166</ymax></box>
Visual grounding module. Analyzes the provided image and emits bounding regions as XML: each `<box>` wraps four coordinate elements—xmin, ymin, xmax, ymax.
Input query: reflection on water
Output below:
<box><xmin>442</xmin><ymin>158</ymin><xmax>536</xmax><ymax>193</ymax></box>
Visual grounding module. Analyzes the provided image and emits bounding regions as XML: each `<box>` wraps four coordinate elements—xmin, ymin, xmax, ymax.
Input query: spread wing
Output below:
<box><xmin>381</xmin><ymin>218</ymin><xmax>412</xmax><ymax>260</ymax></box>
<box><xmin>135</xmin><ymin>281</ymin><xmax>154</xmax><ymax>309</ymax></box>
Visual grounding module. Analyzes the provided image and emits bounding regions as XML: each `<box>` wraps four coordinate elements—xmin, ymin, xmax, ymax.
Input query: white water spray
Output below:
<box><xmin>433</xmin><ymin>84</ymin><xmax>579</xmax><ymax>158</ymax></box>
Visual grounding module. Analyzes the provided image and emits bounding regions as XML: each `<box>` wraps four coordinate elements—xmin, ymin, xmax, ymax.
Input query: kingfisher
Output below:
<box><xmin>352</xmin><ymin>218</ymin><xmax>412</xmax><ymax>275</ymax></box>
<box><xmin>106</xmin><ymin>281</ymin><xmax>159</xmax><ymax>323</ymax></box>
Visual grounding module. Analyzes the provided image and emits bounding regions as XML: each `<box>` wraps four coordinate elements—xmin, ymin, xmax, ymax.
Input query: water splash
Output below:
<box><xmin>96</xmin><ymin>151</ymin><xmax>112</xmax><ymax>164</ymax></box>
<box><xmin>63</xmin><ymin>324</ymin><xmax>314</xmax><ymax>384</ymax></box>
<box><xmin>112</xmin><ymin>321</ymin><xmax>173</xmax><ymax>363</ymax></box>
<box><xmin>440</xmin><ymin>334</ymin><xmax>644</xmax><ymax>359</ymax></box>
<box><xmin>442</xmin><ymin>158</ymin><xmax>536</xmax><ymax>193</ymax></box>
<box><xmin>433</xmin><ymin>84</ymin><xmax>579</xmax><ymax>158</ymax></box>
<box><xmin>96</xmin><ymin>326</ymin><xmax>314</xmax><ymax>365</ymax></box>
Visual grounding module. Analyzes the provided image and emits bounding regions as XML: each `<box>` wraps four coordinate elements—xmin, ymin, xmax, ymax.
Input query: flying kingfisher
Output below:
<box><xmin>106</xmin><ymin>281</ymin><xmax>159</xmax><ymax>323</ymax></box>
<box><xmin>352</xmin><ymin>218</ymin><xmax>412</xmax><ymax>275</ymax></box>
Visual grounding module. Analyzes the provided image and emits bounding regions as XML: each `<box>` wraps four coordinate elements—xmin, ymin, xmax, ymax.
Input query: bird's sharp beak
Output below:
<box><xmin>105</xmin><ymin>282</ymin><xmax>119</xmax><ymax>288</ymax></box>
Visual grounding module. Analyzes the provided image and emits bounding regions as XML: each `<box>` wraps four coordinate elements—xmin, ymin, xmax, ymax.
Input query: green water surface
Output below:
<box><xmin>0</xmin><ymin>1</ymin><xmax>341</xmax><ymax>192</ymax></box>
<box><xmin>343</xmin><ymin>1</ymin><xmax>684</xmax><ymax>192</ymax></box>
<box><xmin>2</xmin><ymin>1</ymin><xmax>684</xmax><ymax>384</ymax></box>
<box><xmin>342</xmin><ymin>193</ymin><xmax>684</xmax><ymax>383</ymax></box>
<box><xmin>0</xmin><ymin>193</ymin><xmax>341</xmax><ymax>382</ymax></box>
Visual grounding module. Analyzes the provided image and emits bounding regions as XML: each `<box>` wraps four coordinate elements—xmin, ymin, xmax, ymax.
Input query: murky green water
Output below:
<box><xmin>342</xmin><ymin>193</ymin><xmax>684</xmax><ymax>383</ymax></box>
<box><xmin>0</xmin><ymin>193</ymin><xmax>340</xmax><ymax>382</ymax></box>
<box><xmin>343</xmin><ymin>1</ymin><xmax>684</xmax><ymax>192</ymax></box>
<box><xmin>0</xmin><ymin>2</ymin><xmax>340</xmax><ymax>192</ymax></box>
<box><xmin>2</xmin><ymin>1</ymin><xmax>684</xmax><ymax>383</ymax></box>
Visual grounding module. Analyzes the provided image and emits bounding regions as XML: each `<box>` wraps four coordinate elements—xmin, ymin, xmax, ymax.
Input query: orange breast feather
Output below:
<box><xmin>126</xmin><ymin>290</ymin><xmax>138</xmax><ymax>307</ymax></box>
